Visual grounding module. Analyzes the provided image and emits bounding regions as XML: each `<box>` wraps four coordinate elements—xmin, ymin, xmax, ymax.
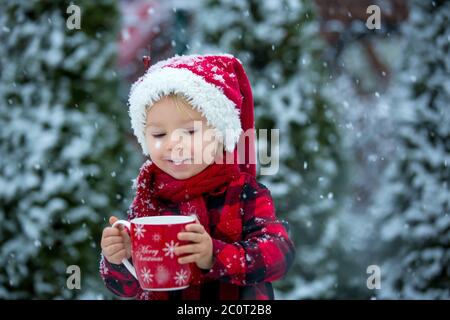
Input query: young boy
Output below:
<box><xmin>99</xmin><ymin>54</ymin><xmax>295</xmax><ymax>300</ymax></box>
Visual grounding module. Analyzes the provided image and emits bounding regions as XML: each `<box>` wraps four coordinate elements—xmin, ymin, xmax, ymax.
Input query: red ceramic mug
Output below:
<box><xmin>112</xmin><ymin>215</ymin><xmax>196</xmax><ymax>291</ymax></box>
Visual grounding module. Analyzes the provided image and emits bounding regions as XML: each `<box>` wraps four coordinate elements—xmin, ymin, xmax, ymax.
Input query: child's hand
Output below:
<box><xmin>101</xmin><ymin>216</ymin><xmax>132</xmax><ymax>265</ymax></box>
<box><xmin>174</xmin><ymin>220</ymin><xmax>214</xmax><ymax>270</ymax></box>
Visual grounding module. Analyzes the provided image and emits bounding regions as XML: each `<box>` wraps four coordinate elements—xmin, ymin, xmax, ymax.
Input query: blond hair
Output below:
<box><xmin>167</xmin><ymin>93</ymin><xmax>195</xmax><ymax>120</ymax></box>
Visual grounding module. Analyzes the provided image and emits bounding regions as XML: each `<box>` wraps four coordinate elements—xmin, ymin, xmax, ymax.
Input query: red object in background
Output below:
<box><xmin>118</xmin><ymin>0</ymin><xmax>173</xmax><ymax>79</ymax></box>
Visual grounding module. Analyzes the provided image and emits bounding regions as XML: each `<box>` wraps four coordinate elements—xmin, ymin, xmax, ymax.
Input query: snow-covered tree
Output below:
<box><xmin>0</xmin><ymin>0</ymin><xmax>139</xmax><ymax>298</ymax></box>
<box><xmin>323</xmin><ymin>74</ymin><xmax>399</xmax><ymax>298</ymax></box>
<box><xmin>371</xmin><ymin>0</ymin><xmax>450</xmax><ymax>299</ymax></box>
<box><xmin>175</xmin><ymin>0</ymin><xmax>347</xmax><ymax>298</ymax></box>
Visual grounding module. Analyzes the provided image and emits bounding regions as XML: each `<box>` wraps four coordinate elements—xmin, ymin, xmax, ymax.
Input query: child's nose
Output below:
<box><xmin>167</xmin><ymin>137</ymin><xmax>183</xmax><ymax>152</ymax></box>
<box><xmin>167</xmin><ymin>131</ymin><xmax>188</xmax><ymax>151</ymax></box>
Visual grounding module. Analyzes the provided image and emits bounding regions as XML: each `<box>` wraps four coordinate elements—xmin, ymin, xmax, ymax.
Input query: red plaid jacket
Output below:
<box><xmin>99</xmin><ymin>173</ymin><xmax>295</xmax><ymax>300</ymax></box>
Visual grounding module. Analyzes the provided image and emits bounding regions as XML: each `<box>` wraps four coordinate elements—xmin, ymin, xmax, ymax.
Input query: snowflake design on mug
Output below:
<box><xmin>140</xmin><ymin>267</ymin><xmax>154</xmax><ymax>284</ymax></box>
<box><xmin>155</xmin><ymin>265</ymin><xmax>170</xmax><ymax>285</ymax></box>
<box><xmin>134</xmin><ymin>224</ymin><xmax>146</xmax><ymax>240</ymax></box>
<box><xmin>174</xmin><ymin>269</ymin><xmax>189</xmax><ymax>286</ymax></box>
<box><xmin>152</xmin><ymin>232</ymin><xmax>161</xmax><ymax>243</ymax></box>
<box><xmin>162</xmin><ymin>240</ymin><xmax>179</xmax><ymax>259</ymax></box>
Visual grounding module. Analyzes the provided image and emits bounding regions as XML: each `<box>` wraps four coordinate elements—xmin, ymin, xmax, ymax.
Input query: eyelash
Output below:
<box><xmin>152</xmin><ymin>130</ymin><xmax>196</xmax><ymax>139</ymax></box>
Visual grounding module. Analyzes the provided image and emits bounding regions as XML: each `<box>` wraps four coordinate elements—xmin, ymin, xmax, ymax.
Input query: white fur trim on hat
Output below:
<box><xmin>128</xmin><ymin>67</ymin><xmax>242</xmax><ymax>155</ymax></box>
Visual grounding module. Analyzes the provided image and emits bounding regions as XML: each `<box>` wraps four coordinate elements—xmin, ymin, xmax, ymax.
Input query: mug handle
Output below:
<box><xmin>111</xmin><ymin>220</ymin><xmax>137</xmax><ymax>279</ymax></box>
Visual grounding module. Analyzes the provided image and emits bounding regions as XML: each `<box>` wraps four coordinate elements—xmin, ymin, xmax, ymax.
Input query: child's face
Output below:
<box><xmin>145</xmin><ymin>96</ymin><xmax>223</xmax><ymax>180</ymax></box>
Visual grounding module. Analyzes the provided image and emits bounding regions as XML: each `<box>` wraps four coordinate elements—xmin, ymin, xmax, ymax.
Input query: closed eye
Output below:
<box><xmin>151</xmin><ymin>129</ymin><xmax>195</xmax><ymax>138</ymax></box>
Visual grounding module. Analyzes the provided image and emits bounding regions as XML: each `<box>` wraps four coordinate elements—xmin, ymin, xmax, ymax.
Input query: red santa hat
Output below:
<box><xmin>128</xmin><ymin>54</ymin><xmax>256</xmax><ymax>177</ymax></box>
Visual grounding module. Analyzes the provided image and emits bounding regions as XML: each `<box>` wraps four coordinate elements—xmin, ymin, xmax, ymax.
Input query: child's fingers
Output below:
<box><xmin>103</xmin><ymin>226</ymin><xmax>121</xmax><ymax>237</ymax></box>
<box><xmin>109</xmin><ymin>249</ymin><xmax>127</xmax><ymax>262</ymax></box>
<box><xmin>178</xmin><ymin>253</ymin><xmax>201</xmax><ymax>264</ymax></box>
<box><xmin>110</xmin><ymin>216</ymin><xmax>128</xmax><ymax>233</ymax></box>
<box><xmin>102</xmin><ymin>235</ymin><xmax>124</xmax><ymax>246</ymax></box>
<box><xmin>109</xmin><ymin>216</ymin><xmax>118</xmax><ymax>226</ymax></box>
<box><xmin>185</xmin><ymin>223</ymin><xmax>205</xmax><ymax>234</ymax></box>
<box><xmin>177</xmin><ymin>231</ymin><xmax>203</xmax><ymax>243</ymax></box>
<box><xmin>104</xmin><ymin>243</ymin><xmax>125</xmax><ymax>256</ymax></box>
<box><xmin>174</xmin><ymin>243</ymin><xmax>201</xmax><ymax>256</ymax></box>
<box><xmin>120</xmin><ymin>229</ymin><xmax>130</xmax><ymax>241</ymax></box>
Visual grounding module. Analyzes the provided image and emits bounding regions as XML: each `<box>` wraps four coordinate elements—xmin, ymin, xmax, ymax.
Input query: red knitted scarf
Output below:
<box><xmin>129</xmin><ymin>159</ymin><xmax>241</xmax><ymax>233</ymax></box>
<box><xmin>128</xmin><ymin>158</ymin><xmax>241</xmax><ymax>295</ymax></box>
